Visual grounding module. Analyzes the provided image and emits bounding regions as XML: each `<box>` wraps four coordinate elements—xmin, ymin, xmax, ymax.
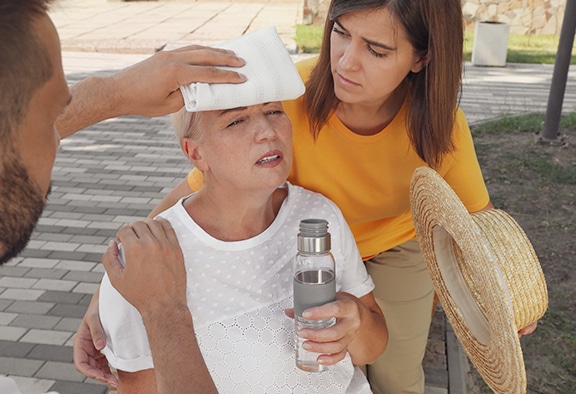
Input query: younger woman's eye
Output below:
<box><xmin>368</xmin><ymin>45</ymin><xmax>385</xmax><ymax>58</ymax></box>
<box><xmin>332</xmin><ymin>25</ymin><xmax>346</xmax><ymax>36</ymax></box>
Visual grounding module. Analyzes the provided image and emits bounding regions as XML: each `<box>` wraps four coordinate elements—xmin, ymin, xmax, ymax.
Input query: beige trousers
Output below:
<box><xmin>364</xmin><ymin>238</ymin><xmax>434</xmax><ymax>394</ymax></box>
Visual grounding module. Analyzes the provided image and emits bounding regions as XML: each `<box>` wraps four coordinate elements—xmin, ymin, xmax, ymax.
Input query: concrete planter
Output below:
<box><xmin>471</xmin><ymin>21</ymin><xmax>510</xmax><ymax>67</ymax></box>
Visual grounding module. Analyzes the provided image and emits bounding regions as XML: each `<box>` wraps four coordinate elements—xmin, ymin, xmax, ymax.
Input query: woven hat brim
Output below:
<box><xmin>410</xmin><ymin>167</ymin><xmax>547</xmax><ymax>394</ymax></box>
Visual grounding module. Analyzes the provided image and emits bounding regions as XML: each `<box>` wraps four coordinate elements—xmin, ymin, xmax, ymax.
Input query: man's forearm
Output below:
<box><xmin>142</xmin><ymin>306</ymin><xmax>218</xmax><ymax>394</ymax></box>
<box><xmin>56</xmin><ymin>75</ymin><xmax>121</xmax><ymax>139</ymax></box>
<box><xmin>56</xmin><ymin>46</ymin><xmax>247</xmax><ymax>140</ymax></box>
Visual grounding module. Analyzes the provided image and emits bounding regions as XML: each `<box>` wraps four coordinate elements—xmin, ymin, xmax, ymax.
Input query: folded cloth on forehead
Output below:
<box><xmin>179</xmin><ymin>26</ymin><xmax>305</xmax><ymax>112</ymax></box>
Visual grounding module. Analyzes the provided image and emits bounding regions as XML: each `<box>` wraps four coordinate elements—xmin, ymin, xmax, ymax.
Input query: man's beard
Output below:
<box><xmin>0</xmin><ymin>156</ymin><xmax>47</xmax><ymax>265</ymax></box>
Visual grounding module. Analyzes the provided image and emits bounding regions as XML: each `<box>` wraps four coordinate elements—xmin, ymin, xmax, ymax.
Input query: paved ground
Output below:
<box><xmin>50</xmin><ymin>0</ymin><xmax>302</xmax><ymax>54</ymax></box>
<box><xmin>1</xmin><ymin>0</ymin><xmax>575</xmax><ymax>393</ymax></box>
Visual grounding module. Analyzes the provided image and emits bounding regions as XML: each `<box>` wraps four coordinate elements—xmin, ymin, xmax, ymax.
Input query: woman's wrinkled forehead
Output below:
<box><xmin>174</xmin><ymin>100</ymin><xmax>285</xmax><ymax>142</ymax></box>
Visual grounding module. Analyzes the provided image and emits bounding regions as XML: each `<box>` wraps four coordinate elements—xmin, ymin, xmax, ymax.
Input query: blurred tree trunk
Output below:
<box><xmin>540</xmin><ymin>0</ymin><xmax>576</xmax><ymax>142</ymax></box>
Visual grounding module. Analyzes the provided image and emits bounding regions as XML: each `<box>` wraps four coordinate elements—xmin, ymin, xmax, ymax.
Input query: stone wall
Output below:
<box><xmin>462</xmin><ymin>0</ymin><xmax>567</xmax><ymax>35</ymax></box>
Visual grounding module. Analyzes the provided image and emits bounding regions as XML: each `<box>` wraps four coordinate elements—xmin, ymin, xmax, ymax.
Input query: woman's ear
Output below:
<box><xmin>181</xmin><ymin>138</ymin><xmax>209</xmax><ymax>171</ymax></box>
<box><xmin>411</xmin><ymin>51</ymin><xmax>430</xmax><ymax>73</ymax></box>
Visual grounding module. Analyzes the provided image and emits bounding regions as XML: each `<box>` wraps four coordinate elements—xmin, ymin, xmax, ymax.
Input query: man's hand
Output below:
<box><xmin>102</xmin><ymin>218</ymin><xmax>187</xmax><ymax>319</ymax></box>
<box><xmin>110</xmin><ymin>45</ymin><xmax>247</xmax><ymax>118</ymax></box>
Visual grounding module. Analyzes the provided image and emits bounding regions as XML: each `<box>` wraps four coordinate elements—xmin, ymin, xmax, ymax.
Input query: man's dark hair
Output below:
<box><xmin>0</xmin><ymin>0</ymin><xmax>55</xmax><ymax>149</ymax></box>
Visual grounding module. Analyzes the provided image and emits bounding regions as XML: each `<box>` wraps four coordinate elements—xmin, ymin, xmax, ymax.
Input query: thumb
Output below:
<box><xmin>102</xmin><ymin>240</ymin><xmax>124</xmax><ymax>283</ymax></box>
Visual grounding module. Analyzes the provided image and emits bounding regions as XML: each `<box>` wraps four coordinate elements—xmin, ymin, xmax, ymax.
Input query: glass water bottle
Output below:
<box><xmin>293</xmin><ymin>218</ymin><xmax>336</xmax><ymax>372</ymax></box>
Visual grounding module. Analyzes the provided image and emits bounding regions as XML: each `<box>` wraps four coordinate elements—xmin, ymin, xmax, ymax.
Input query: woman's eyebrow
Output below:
<box><xmin>334</xmin><ymin>18</ymin><xmax>397</xmax><ymax>51</ymax></box>
<box><xmin>365</xmin><ymin>37</ymin><xmax>396</xmax><ymax>52</ymax></box>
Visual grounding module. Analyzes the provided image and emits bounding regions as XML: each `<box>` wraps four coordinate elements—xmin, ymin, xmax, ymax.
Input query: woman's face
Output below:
<box><xmin>330</xmin><ymin>7</ymin><xmax>426</xmax><ymax>108</ymax></box>
<box><xmin>189</xmin><ymin>102</ymin><xmax>293</xmax><ymax>193</ymax></box>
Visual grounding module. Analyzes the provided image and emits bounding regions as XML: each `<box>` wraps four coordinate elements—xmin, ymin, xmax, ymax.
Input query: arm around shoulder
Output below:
<box><xmin>114</xmin><ymin>308</ymin><xmax>219</xmax><ymax>394</ymax></box>
<box><xmin>138</xmin><ymin>305</ymin><xmax>218</xmax><ymax>394</ymax></box>
<box><xmin>101</xmin><ymin>219</ymin><xmax>217</xmax><ymax>393</ymax></box>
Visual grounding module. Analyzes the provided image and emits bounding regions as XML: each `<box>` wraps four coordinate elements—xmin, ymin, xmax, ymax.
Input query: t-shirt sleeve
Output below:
<box><xmin>99</xmin><ymin>273</ymin><xmax>154</xmax><ymax>373</ymax></box>
<box><xmin>441</xmin><ymin>108</ymin><xmax>490</xmax><ymax>212</ymax></box>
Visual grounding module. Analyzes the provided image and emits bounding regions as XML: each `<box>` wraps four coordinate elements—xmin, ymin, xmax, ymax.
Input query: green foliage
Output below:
<box><xmin>472</xmin><ymin>112</ymin><xmax>576</xmax><ymax>138</ymax></box>
<box><xmin>471</xmin><ymin>113</ymin><xmax>544</xmax><ymax>136</ymax></box>
<box><xmin>518</xmin><ymin>150</ymin><xmax>576</xmax><ymax>185</ymax></box>
<box><xmin>560</xmin><ymin>112</ymin><xmax>576</xmax><ymax>129</ymax></box>
<box><xmin>294</xmin><ymin>24</ymin><xmax>324</xmax><ymax>53</ymax></box>
<box><xmin>519</xmin><ymin>149</ymin><xmax>576</xmax><ymax>185</ymax></box>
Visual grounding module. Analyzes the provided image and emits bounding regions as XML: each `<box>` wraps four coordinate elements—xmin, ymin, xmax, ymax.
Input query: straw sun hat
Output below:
<box><xmin>409</xmin><ymin>167</ymin><xmax>548</xmax><ymax>394</ymax></box>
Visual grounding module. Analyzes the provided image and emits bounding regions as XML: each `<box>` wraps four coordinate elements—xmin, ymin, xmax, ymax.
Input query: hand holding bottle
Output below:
<box><xmin>287</xmin><ymin>292</ymin><xmax>368</xmax><ymax>366</ymax></box>
<box><xmin>291</xmin><ymin>219</ymin><xmax>389</xmax><ymax>369</ymax></box>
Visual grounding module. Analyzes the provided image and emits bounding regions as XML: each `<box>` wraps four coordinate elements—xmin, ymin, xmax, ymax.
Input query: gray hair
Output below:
<box><xmin>172</xmin><ymin>107</ymin><xmax>204</xmax><ymax>143</ymax></box>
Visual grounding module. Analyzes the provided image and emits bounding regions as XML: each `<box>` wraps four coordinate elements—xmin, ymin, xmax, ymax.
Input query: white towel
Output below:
<box><xmin>179</xmin><ymin>26</ymin><xmax>305</xmax><ymax>112</ymax></box>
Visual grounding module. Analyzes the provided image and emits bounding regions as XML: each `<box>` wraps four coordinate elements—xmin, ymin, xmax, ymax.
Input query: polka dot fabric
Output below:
<box><xmin>99</xmin><ymin>182</ymin><xmax>374</xmax><ymax>393</ymax></box>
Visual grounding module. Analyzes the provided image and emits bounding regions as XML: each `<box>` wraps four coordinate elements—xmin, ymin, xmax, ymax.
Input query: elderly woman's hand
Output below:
<box><xmin>286</xmin><ymin>291</ymin><xmax>388</xmax><ymax>366</ymax></box>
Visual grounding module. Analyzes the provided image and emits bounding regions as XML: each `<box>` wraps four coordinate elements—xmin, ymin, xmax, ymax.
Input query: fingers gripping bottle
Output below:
<box><xmin>293</xmin><ymin>219</ymin><xmax>336</xmax><ymax>372</ymax></box>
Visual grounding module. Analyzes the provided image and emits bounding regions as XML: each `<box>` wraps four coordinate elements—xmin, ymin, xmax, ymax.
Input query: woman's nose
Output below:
<box><xmin>254</xmin><ymin>118</ymin><xmax>278</xmax><ymax>141</ymax></box>
<box><xmin>339</xmin><ymin>40</ymin><xmax>360</xmax><ymax>71</ymax></box>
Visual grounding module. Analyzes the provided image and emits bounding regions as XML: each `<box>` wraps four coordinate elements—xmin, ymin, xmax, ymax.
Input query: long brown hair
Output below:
<box><xmin>304</xmin><ymin>0</ymin><xmax>463</xmax><ymax>169</ymax></box>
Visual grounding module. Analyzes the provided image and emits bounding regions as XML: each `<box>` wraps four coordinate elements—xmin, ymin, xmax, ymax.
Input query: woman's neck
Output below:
<box><xmin>183</xmin><ymin>185</ymin><xmax>287</xmax><ymax>241</ymax></box>
<box><xmin>336</xmin><ymin>84</ymin><xmax>408</xmax><ymax>136</ymax></box>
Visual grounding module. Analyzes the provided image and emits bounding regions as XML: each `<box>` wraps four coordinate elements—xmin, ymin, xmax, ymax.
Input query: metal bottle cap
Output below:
<box><xmin>298</xmin><ymin>219</ymin><xmax>330</xmax><ymax>253</ymax></box>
